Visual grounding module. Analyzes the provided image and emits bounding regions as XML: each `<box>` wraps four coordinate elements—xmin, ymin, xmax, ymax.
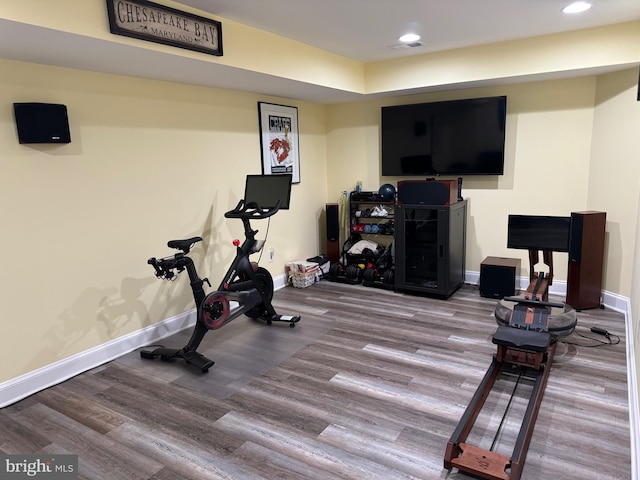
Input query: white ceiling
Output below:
<box><xmin>177</xmin><ymin>0</ymin><xmax>640</xmax><ymax>62</ymax></box>
<box><xmin>1</xmin><ymin>1</ymin><xmax>639</xmax><ymax>103</ymax></box>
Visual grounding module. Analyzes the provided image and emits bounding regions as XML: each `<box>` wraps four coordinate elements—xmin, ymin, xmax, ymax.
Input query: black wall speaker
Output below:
<box><xmin>326</xmin><ymin>203</ymin><xmax>340</xmax><ymax>263</ymax></box>
<box><xmin>13</xmin><ymin>103</ymin><xmax>71</xmax><ymax>144</ymax></box>
<box><xmin>397</xmin><ymin>180</ymin><xmax>457</xmax><ymax>205</ymax></box>
<box><xmin>480</xmin><ymin>256</ymin><xmax>521</xmax><ymax>299</ymax></box>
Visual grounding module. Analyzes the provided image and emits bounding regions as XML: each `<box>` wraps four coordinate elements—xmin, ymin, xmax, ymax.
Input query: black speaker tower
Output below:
<box><xmin>326</xmin><ymin>203</ymin><xmax>340</xmax><ymax>263</ymax></box>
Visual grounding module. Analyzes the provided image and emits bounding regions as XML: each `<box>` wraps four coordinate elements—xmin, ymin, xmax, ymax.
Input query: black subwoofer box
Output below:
<box><xmin>480</xmin><ymin>256</ymin><xmax>521</xmax><ymax>299</ymax></box>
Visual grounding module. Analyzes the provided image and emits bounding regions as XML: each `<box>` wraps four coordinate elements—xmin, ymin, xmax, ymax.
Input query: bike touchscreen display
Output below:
<box><xmin>244</xmin><ymin>174</ymin><xmax>292</xmax><ymax>210</ymax></box>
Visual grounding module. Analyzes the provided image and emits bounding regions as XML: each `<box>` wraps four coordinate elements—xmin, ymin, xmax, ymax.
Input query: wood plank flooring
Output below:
<box><xmin>0</xmin><ymin>281</ymin><xmax>631</xmax><ymax>479</ymax></box>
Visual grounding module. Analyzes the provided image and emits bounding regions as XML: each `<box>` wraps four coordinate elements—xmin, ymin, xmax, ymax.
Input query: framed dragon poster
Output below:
<box><xmin>258</xmin><ymin>102</ymin><xmax>300</xmax><ymax>183</ymax></box>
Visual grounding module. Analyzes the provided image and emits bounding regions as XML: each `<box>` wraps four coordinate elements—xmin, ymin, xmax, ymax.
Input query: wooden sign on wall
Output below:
<box><xmin>106</xmin><ymin>0</ymin><xmax>223</xmax><ymax>56</ymax></box>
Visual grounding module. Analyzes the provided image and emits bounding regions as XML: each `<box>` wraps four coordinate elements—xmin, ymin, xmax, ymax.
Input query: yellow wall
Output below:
<box><xmin>2</xmin><ymin>58</ymin><xmax>638</xmax><ymax>385</ymax></box>
<box><xmin>1</xmin><ymin>2</ymin><xmax>639</xmax><ymax>414</ymax></box>
<box><xmin>587</xmin><ymin>68</ymin><xmax>640</xmax><ymax>408</ymax></box>
<box><xmin>589</xmin><ymin>69</ymin><xmax>640</xmax><ymax>298</ymax></box>
<box><xmin>327</xmin><ymin>76</ymin><xmax>601</xmax><ymax>283</ymax></box>
<box><xmin>0</xmin><ymin>0</ymin><xmax>365</xmax><ymax>95</ymax></box>
<box><xmin>0</xmin><ymin>58</ymin><xmax>327</xmax><ymax>383</ymax></box>
<box><xmin>365</xmin><ymin>22</ymin><xmax>640</xmax><ymax>94</ymax></box>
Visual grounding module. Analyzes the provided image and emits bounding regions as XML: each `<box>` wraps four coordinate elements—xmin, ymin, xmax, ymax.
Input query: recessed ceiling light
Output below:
<box><xmin>562</xmin><ymin>1</ymin><xmax>592</xmax><ymax>14</ymax></box>
<box><xmin>399</xmin><ymin>33</ymin><xmax>421</xmax><ymax>43</ymax></box>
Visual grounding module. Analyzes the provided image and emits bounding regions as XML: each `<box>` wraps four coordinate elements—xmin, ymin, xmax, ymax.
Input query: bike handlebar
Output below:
<box><xmin>148</xmin><ymin>256</ymin><xmax>177</xmax><ymax>280</ymax></box>
<box><xmin>148</xmin><ymin>253</ymin><xmax>191</xmax><ymax>280</ymax></box>
<box><xmin>147</xmin><ymin>236</ymin><xmax>201</xmax><ymax>280</ymax></box>
<box><xmin>224</xmin><ymin>199</ymin><xmax>281</xmax><ymax>220</ymax></box>
<box><xmin>148</xmin><ymin>199</ymin><xmax>279</xmax><ymax>281</ymax></box>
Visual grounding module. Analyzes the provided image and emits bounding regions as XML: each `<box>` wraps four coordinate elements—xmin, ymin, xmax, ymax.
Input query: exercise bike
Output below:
<box><xmin>140</xmin><ymin>174</ymin><xmax>301</xmax><ymax>373</ymax></box>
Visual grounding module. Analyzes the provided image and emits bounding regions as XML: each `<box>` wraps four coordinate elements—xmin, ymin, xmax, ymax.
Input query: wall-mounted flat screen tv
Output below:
<box><xmin>507</xmin><ymin>215</ymin><xmax>571</xmax><ymax>252</ymax></box>
<box><xmin>381</xmin><ymin>95</ymin><xmax>506</xmax><ymax>176</ymax></box>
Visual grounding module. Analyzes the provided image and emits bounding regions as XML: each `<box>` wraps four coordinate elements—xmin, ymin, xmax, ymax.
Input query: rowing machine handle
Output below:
<box><xmin>502</xmin><ymin>296</ymin><xmax>565</xmax><ymax>309</ymax></box>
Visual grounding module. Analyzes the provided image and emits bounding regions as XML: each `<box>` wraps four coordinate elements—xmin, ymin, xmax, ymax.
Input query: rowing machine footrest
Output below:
<box><xmin>492</xmin><ymin>325</ymin><xmax>550</xmax><ymax>352</ymax></box>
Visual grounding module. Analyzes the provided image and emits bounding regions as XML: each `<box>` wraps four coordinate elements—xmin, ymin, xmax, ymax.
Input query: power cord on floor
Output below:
<box><xmin>561</xmin><ymin>326</ymin><xmax>620</xmax><ymax>347</ymax></box>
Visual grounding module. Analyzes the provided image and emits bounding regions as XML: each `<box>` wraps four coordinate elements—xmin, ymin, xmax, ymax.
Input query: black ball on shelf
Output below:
<box><xmin>378</xmin><ymin>183</ymin><xmax>396</xmax><ymax>201</ymax></box>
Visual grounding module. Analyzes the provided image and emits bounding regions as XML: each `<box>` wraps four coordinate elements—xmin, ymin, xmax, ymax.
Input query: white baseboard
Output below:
<box><xmin>273</xmin><ymin>272</ymin><xmax>289</xmax><ymax>291</ymax></box>
<box><xmin>620</xmin><ymin>293</ymin><xmax>639</xmax><ymax>480</ymax></box>
<box><xmin>1</xmin><ymin>271</ymin><xmax>637</xmax><ymax>479</ymax></box>
<box><xmin>0</xmin><ymin>308</ymin><xmax>197</xmax><ymax>408</ymax></box>
<box><xmin>466</xmin><ymin>271</ymin><xmax>568</xmax><ymax>297</ymax></box>
<box><xmin>0</xmin><ymin>273</ymin><xmax>291</xmax><ymax>408</ymax></box>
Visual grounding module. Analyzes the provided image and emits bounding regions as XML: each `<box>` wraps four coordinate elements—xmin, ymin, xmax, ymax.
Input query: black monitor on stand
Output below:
<box><xmin>507</xmin><ymin>214</ymin><xmax>571</xmax><ymax>301</ymax></box>
<box><xmin>507</xmin><ymin>215</ymin><xmax>571</xmax><ymax>252</ymax></box>
<box><xmin>244</xmin><ymin>174</ymin><xmax>292</xmax><ymax>210</ymax></box>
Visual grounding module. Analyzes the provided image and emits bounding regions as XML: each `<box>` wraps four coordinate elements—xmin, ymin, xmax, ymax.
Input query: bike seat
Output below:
<box><xmin>167</xmin><ymin>237</ymin><xmax>202</xmax><ymax>253</ymax></box>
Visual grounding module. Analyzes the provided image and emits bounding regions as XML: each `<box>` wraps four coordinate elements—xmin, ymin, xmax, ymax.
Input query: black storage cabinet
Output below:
<box><xmin>394</xmin><ymin>200</ymin><xmax>467</xmax><ymax>297</ymax></box>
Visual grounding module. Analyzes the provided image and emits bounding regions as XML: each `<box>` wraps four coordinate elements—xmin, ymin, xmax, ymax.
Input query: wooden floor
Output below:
<box><xmin>0</xmin><ymin>281</ymin><xmax>631</xmax><ymax>479</ymax></box>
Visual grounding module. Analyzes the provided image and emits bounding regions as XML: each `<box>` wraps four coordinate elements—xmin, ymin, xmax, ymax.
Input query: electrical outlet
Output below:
<box><xmin>268</xmin><ymin>248</ymin><xmax>275</xmax><ymax>262</ymax></box>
